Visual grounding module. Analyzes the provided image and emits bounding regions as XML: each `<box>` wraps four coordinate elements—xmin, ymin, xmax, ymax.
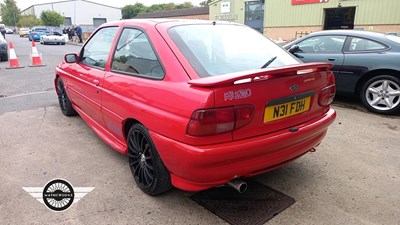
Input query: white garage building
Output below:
<box><xmin>21</xmin><ymin>0</ymin><xmax>121</xmax><ymax>32</ymax></box>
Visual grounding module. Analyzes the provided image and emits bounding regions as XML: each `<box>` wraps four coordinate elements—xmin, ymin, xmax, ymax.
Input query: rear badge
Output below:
<box><xmin>224</xmin><ymin>89</ymin><xmax>252</xmax><ymax>101</ymax></box>
<box><xmin>290</xmin><ymin>85</ymin><xmax>299</xmax><ymax>91</ymax></box>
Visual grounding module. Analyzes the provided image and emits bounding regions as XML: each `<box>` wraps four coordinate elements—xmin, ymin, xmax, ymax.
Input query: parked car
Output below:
<box><xmin>40</xmin><ymin>31</ymin><xmax>65</xmax><ymax>45</ymax></box>
<box><xmin>55</xmin><ymin>19</ymin><xmax>336</xmax><ymax>195</ymax></box>
<box><xmin>29</xmin><ymin>27</ymin><xmax>49</xmax><ymax>41</ymax></box>
<box><xmin>5</xmin><ymin>27</ymin><xmax>13</xmax><ymax>34</ymax></box>
<box><xmin>284</xmin><ymin>30</ymin><xmax>400</xmax><ymax>115</ymax></box>
<box><xmin>19</xmin><ymin>27</ymin><xmax>30</xmax><ymax>37</ymax></box>
<box><xmin>0</xmin><ymin>33</ymin><xmax>8</xmax><ymax>61</ymax></box>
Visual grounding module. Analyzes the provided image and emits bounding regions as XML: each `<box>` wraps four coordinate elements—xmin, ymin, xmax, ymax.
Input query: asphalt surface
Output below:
<box><xmin>0</xmin><ymin>35</ymin><xmax>399</xmax><ymax>225</ymax></box>
<box><xmin>0</xmin><ymin>34</ymin><xmax>81</xmax><ymax>113</ymax></box>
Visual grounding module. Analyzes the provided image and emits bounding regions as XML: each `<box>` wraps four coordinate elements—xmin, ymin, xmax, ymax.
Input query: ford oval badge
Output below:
<box><xmin>290</xmin><ymin>85</ymin><xmax>299</xmax><ymax>91</ymax></box>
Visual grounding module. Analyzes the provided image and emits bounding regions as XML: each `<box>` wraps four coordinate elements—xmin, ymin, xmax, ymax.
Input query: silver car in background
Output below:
<box><xmin>40</xmin><ymin>30</ymin><xmax>65</xmax><ymax>45</ymax></box>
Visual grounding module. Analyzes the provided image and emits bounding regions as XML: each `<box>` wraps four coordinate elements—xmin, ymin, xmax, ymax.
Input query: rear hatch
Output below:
<box><xmin>189</xmin><ymin>63</ymin><xmax>334</xmax><ymax>140</ymax></box>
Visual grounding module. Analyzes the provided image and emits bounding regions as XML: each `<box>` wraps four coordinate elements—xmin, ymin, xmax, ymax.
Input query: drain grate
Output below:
<box><xmin>191</xmin><ymin>180</ymin><xmax>295</xmax><ymax>225</ymax></box>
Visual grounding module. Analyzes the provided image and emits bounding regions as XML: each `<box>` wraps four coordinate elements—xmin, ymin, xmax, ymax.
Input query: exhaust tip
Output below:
<box><xmin>227</xmin><ymin>179</ymin><xmax>247</xmax><ymax>193</ymax></box>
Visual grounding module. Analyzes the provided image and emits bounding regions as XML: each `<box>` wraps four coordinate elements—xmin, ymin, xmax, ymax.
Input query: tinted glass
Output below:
<box><xmin>297</xmin><ymin>35</ymin><xmax>346</xmax><ymax>53</ymax></box>
<box><xmin>111</xmin><ymin>28</ymin><xmax>164</xmax><ymax>78</ymax></box>
<box><xmin>35</xmin><ymin>28</ymin><xmax>48</xmax><ymax>32</ymax></box>
<box><xmin>81</xmin><ymin>26</ymin><xmax>118</xmax><ymax>69</ymax></box>
<box><xmin>169</xmin><ymin>24</ymin><xmax>299</xmax><ymax>77</ymax></box>
<box><xmin>349</xmin><ymin>37</ymin><xmax>386</xmax><ymax>51</ymax></box>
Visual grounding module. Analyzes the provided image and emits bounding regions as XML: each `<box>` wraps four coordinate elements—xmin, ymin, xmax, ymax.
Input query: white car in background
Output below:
<box><xmin>5</xmin><ymin>27</ymin><xmax>13</xmax><ymax>34</ymax></box>
<box><xmin>40</xmin><ymin>31</ymin><xmax>65</xmax><ymax>45</ymax></box>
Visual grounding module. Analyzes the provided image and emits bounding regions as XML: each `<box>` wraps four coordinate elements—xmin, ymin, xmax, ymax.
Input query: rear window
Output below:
<box><xmin>35</xmin><ymin>28</ymin><xmax>48</xmax><ymax>32</ymax></box>
<box><xmin>169</xmin><ymin>24</ymin><xmax>299</xmax><ymax>77</ymax></box>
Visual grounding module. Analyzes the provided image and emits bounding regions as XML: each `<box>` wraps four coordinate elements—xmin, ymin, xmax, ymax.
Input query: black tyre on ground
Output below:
<box><xmin>127</xmin><ymin>124</ymin><xmax>172</xmax><ymax>195</ymax></box>
<box><xmin>1</xmin><ymin>53</ymin><xmax>8</xmax><ymax>61</ymax></box>
<box><xmin>360</xmin><ymin>75</ymin><xmax>400</xmax><ymax>115</ymax></box>
<box><xmin>56</xmin><ymin>77</ymin><xmax>77</xmax><ymax>116</ymax></box>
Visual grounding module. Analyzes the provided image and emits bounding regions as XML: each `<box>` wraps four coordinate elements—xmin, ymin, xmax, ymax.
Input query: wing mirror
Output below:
<box><xmin>65</xmin><ymin>53</ymin><xmax>78</xmax><ymax>63</ymax></box>
<box><xmin>288</xmin><ymin>45</ymin><xmax>300</xmax><ymax>54</ymax></box>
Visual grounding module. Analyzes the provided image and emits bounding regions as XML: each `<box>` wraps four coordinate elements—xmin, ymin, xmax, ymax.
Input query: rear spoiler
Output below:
<box><xmin>188</xmin><ymin>62</ymin><xmax>333</xmax><ymax>88</ymax></box>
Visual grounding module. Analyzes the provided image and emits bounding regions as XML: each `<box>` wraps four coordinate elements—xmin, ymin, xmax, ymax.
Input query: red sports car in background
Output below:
<box><xmin>55</xmin><ymin>19</ymin><xmax>336</xmax><ymax>195</ymax></box>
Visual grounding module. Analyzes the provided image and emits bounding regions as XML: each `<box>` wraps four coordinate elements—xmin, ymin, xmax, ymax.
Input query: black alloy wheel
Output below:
<box><xmin>56</xmin><ymin>77</ymin><xmax>77</xmax><ymax>116</ymax></box>
<box><xmin>127</xmin><ymin>124</ymin><xmax>172</xmax><ymax>195</ymax></box>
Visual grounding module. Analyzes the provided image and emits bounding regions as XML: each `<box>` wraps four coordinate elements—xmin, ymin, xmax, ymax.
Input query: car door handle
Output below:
<box><xmin>93</xmin><ymin>79</ymin><xmax>100</xmax><ymax>86</ymax></box>
<box><xmin>327</xmin><ymin>58</ymin><xmax>337</xmax><ymax>62</ymax></box>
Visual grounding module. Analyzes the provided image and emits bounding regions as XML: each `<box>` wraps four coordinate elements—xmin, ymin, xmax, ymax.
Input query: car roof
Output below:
<box><xmin>302</xmin><ymin>29</ymin><xmax>387</xmax><ymax>39</ymax></box>
<box><xmin>101</xmin><ymin>18</ymin><xmax>240</xmax><ymax>29</ymax></box>
<box><xmin>283</xmin><ymin>29</ymin><xmax>397</xmax><ymax>49</ymax></box>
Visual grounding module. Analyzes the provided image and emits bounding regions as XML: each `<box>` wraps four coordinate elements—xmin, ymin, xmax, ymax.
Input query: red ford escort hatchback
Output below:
<box><xmin>55</xmin><ymin>19</ymin><xmax>336</xmax><ymax>195</ymax></box>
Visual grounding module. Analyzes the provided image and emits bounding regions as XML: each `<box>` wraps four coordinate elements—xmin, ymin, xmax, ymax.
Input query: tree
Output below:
<box><xmin>0</xmin><ymin>0</ymin><xmax>20</xmax><ymax>26</ymax></box>
<box><xmin>18</xmin><ymin>15</ymin><xmax>42</xmax><ymax>27</ymax></box>
<box><xmin>146</xmin><ymin>2</ymin><xmax>194</xmax><ymax>13</ymax></box>
<box><xmin>40</xmin><ymin>11</ymin><xmax>64</xmax><ymax>26</ymax></box>
<box><xmin>121</xmin><ymin>2</ymin><xmax>196</xmax><ymax>18</ymax></box>
<box><xmin>176</xmin><ymin>2</ymin><xmax>194</xmax><ymax>9</ymax></box>
<box><xmin>122</xmin><ymin>3</ymin><xmax>146</xmax><ymax>19</ymax></box>
<box><xmin>199</xmin><ymin>0</ymin><xmax>212</xmax><ymax>6</ymax></box>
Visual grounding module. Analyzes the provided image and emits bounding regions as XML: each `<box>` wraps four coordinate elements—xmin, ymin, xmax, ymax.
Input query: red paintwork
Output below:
<box><xmin>55</xmin><ymin>19</ymin><xmax>336</xmax><ymax>191</ymax></box>
<box><xmin>292</xmin><ymin>0</ymin><xmax>329</xmax><ymax>5</ymax></box>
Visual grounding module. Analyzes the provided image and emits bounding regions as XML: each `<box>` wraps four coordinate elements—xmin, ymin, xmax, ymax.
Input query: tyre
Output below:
<box><xmin>56</xmin><ymin>77</ymin><xmax>77</xmax><ymax>116</ymax></box>
<box><xmin>360</xmin><ymin>75</ymin><xmax>400</xmax><ymax>115</ymax></box>
<box><xmin>127</xmin><ymin>124</ymin><xmax>172</xmax><ymax>195</ymax></box>
<box><xmin>2</xmin><ymin>53</ymin><xmax>8</xmax><ymax>61</ymax></box>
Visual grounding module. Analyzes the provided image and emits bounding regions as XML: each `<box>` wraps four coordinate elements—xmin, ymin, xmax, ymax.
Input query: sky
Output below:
<box><xmin>2</xmin><ymin>0</ymin><xmax>204</xmax><ymax>11</ymax></box>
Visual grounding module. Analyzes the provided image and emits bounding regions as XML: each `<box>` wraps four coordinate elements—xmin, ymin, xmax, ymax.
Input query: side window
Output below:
<box><xmin>111</xmin><ymin>28</ymin><xmax>164</xmax><ymax>79</ymax></box>
<box><xmin>348</xmin><ymin>37</ymin><xmax>386</xmax><ymax>51</ymax></box>
<box><xmin>297</xmin><ymin>36</ymin><xmax>346</xmax><ymax>53</ymax></box>
<box><xmin>81</xmin><ymin>27</ymin><xmax>118</xmax><ymax>69</ymax></box>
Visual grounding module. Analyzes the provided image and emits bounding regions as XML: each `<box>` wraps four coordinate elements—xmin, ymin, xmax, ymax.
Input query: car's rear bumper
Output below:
<box><xmin>43</xmin><ymin>39</ymin><xmax>65</xmax><ymax>44</ymax></box>
<box><xmin>151</xmin><ymin>108</ymin><xmax>336</xmax><ymax>191</ymax></box>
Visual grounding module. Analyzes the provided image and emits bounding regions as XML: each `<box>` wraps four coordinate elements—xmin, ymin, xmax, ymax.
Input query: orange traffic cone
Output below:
<box><xmin>29</xmin><ymin>40</ymin><xmax>46</xmax><ymax>67</ymax></box>
<box><xmin>6</xmin><ymin>42</ymin><xmax>24</xmax><ymax>69</ymax></box>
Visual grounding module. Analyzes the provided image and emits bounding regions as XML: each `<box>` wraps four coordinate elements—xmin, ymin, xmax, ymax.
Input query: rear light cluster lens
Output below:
<box><xmin>187</xmin><ymin>105</ymin><xmax>254</xmax><ymax>136</ymax></box>
<box><xmin>319</xmin><ymin>85</ymin><xmax>336</xmax><ymax>106</ymax></box>
<box><xmin>318</xmin><ymin>71</ymin><xmax>336</xmax><ymax>107</ymax></box>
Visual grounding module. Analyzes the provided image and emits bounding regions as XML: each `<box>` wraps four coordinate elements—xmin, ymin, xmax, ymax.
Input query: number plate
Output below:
<box><xmin>264</xmin><ymin>96</ymin><xmax>311</xmax><ymax>122</ymax></box>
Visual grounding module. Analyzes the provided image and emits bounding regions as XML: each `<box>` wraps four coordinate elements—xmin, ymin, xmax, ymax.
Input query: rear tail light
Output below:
<box><xmin>186</xmin><ymin>105</ymin><xmax>254</xmax><ymax>136</ymax></box>
<box><xmin>318</xmin><ymin>71</ymin><xmax>336</xmax><ymax>107</ymax></box>
<box><xmin>319</xmin><ymin>85</ymin><xmax>336</xmax><ymax>106</ymax></box>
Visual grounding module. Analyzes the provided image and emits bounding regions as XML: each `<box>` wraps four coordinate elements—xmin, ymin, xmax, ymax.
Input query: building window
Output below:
<box><xmin>64</xmin><ymin>17</ymin><xmax>72</xmax><ymax>26</ymax></box>
<box><xmin>244</xmin><ymin>1</ymin><xmax>264</xmax><ymax>33</ymax></box>
<box><xmin>93</xmin><ymin>18</ymin><xmax>107</xmax><ymax>28</ymax></box>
